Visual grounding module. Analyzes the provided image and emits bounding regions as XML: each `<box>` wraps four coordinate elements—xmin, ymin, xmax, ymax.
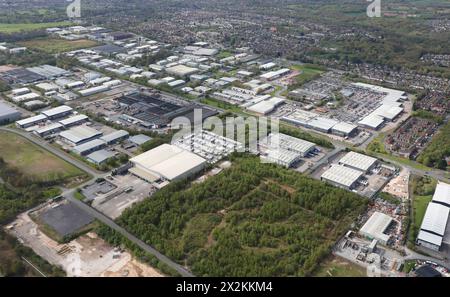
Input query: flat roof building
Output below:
<box><xmin>321</xmin><ymin>164</ymin><xmax>363</xmax><ymax>189</ymax></box>
<box><xmin>129</xmin><ymin>144</ymin><xmax>206</xmax><ymax>181</ymax></box>
<box><xmin>0</xmin><ymin>102</ymin><xmax>21</xmax><ymax>124</ymax></box>
<box><xmin>359</xmin><ymin>212</ymin><xmax>394</xmax><ymax>245</ymax></box>
<box><xmin>338</xmin><ymin>151</ymin><xmax>378</xmax><ymax>173</ymax></box>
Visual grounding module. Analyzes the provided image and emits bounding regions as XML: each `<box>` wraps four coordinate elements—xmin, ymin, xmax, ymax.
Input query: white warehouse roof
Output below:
<box><xmin>16</xmin><ymin>114</ymin><xmax>47</xmax><ymax>127</ymax></box>
<box><xmin>432</xmin><ymin>182</ymin><xmax>450</xmax><ymax>207</ymax></box>
<box><xmin>417</xmin><ymin>230</ymin><xmax>443</xmax><ymax>248</ymax></box>
<box><xmin>58</xmin><ymin>114</ymin><xmax>88</xmax><ymax>126</ymax></box>
<box><xmin>332</xmin><ymin>122</ymin><xmax>358</xmax><ymax>135</ymax></box>
<box><xmin>360</xmin><ymin>211</ymin><xmax>394</xmax><ymax>244</ymax></box>
<box><xmin>420</xmin><ymin>202</ymin><xmax>450</xmax><ymax>237</ymax></box>
<box><xmin>41</xmin><ymin>105</ymin><xmax>72</xmax><ymax>118</ymax></box>
<box><xmin>130</xmin><ymin>144</ymin><xmax>206</xmax><ymax>181</ymax></box>
<box><xmin>321</xmin><ymin>164</ymin><xmax>363</xmax><ymax>188</ymax></box>
<box><xmin>358</xmin><ymin>114</ymin><xmax>384</xmax><ymax>129</ymax></box>
<box><xmin>339</xmin><ymin>151</ymin><xmax>377</xmax><ymax>172</ymax></box>
<box><xmin>266</xmin><ymin>133</ymin><xmax>315</xmax><ymax>155</ymax></box>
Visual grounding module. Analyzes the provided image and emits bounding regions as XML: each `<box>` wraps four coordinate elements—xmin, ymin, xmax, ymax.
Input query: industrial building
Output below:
<box><xmin>246</xmin><ymin>97</ymin><xmax>285</xmax><ymax>115</ymax></box>
<box><xmin>320</xmin><ymin>164</ymin><xmax>363</xmax><ymax>190</ymax></box>
<box><xmin>16</xmin><ymin>114</ymin><xmax>47</xmax><ymax>128</ymax></box>
<box><xmin>0</xmin><ymin>102</ymin><xmax>21</xmax><ymax>124</ymax></box>
<box><xmin>338</xmin><ymin>151</ymin><xmax>378</xmax><ymax>173</ymax></box>
<box><xmin>172</xmin><ymin>131</ymin><xmax>243</xmax><ymax>164</ymax></box>
<box><xmin>86</xmin><ymin>149</ymin><xmax>116</xmax><ymax>165</ymax></box>
<box><xmin>129</xmin><ymin>134</ymin><xmax>152</xmax><ymax>146</ymax></box>
<box><xmin>72</xmin><ymin>139</ymin><xmax>107</xmax><ymax>156</ymax></box>
<box><xmin>165</xmin><ymin>65</ymin><xmax>199</xmax><ymax>77</ymax></box>
<box><xmin>34</xmin><ymin>123</ymin><xmax>63</xmax><ymax>137</ymax></box>
<box><xmin>58</xmin><ymin>114</ymin><xmax>89</xmax><ymax>128</ymax></box>
<box><xmin>59</xmin><ymin>125</ymin><xmax>103</xmax><ymax>146</ymax></box>
<box><xmin>41</xmin><ymin>105</ymin><xmax>73</xmax><ymax>120</ymax></box>
<box><xmin>359</xmin><ymin>211</ymin><xmax>394</xmax><ymax>245</ymax></box>
<box><xmin>100</xmin><ymin>130</ymin><xmax>129</xmax><ymax>145</ymax></box>
<box><xmin>263</xmin><ymin>133</ymin><xmax>316</xmax><ymax>157</ymax></box>
<box><xmin>262</xmin><ymin>147</ymin><xmax>302</xmax><ymax>168</ymax></box>
<box><xmin>79</xmin><ymin>85</ymin><xmax>110</xmax><ymax>97</ymax></box>
<box><xmin>259</xmin><ymin>68</ymin><xmax>290</xmax><ymax>81</ymax></box>
<box><xmin>129</xmin><ymin>144</ymin><xmax>207</xmax><ymax>182</ymax></box>
<box><xmin>27</xmin><ymin>65</ymin><xmax>70</xmax><ymax>79</ymax></box>
<box><xmin>331</xmin><ymin>122</ymin><xmax>358</xmax><ymax>137</ymax></box>
<box><xmin>417</xmin><ymin>182</ymin><xmax>450</xmax><ymax>251</ymax></box>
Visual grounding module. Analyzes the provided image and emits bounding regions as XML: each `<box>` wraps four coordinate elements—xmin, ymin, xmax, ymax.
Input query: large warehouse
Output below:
<box><xmin>0</xmin><ymin>102</ymin><xmax>21</xmax><ymax>124</ymax></box>
<box><xmin>263</xmin><ymin>133</ymin><xmax>316</xmax><ymax>157</ymax></box>
<box><xmin>320</xmin><ymin>164</ymin><xmax>363</xmax><ymax>190</ymax></box>
<box><xmin>417</xmin><ymin>182</ymin><xmax>450</xmax><ymax>251</ymax></box>
<box><xmin>338</xmin><ymin>151</ymin><xmax>378</xmax><ymax>173</ymax></box>
<box><xmin>129</xmin><ymin>144</ymin><xmax>207</xmax><ymax>182</ymax></box>
<box><xmin>359</xmin><ymin>211</ymin><xmax>394</xmax><ymax>245</ymax></box>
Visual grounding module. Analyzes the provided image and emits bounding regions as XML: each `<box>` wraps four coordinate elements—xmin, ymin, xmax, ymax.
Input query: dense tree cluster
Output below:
<box><xmin>100</xmin><ymin>155</ymin><xmax>367</xmax><ymax>276</ymax></box>
<box><xmin>0</xmin><ymin>230</ymin><xmax>65</xmax><ymax>277</ymax></box>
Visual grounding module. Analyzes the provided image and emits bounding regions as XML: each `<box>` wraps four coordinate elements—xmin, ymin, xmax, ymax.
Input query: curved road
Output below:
<box><xmin>0</xmin><ymin>126</ymin><xmax>194</xmax><ymax>277</ymax></box>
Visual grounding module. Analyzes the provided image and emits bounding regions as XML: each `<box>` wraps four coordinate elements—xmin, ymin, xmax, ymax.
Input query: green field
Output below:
<box><xmin>0</xmin><ymin>22</ymin><xmax>72</xmax><ymax>34</ymax></box>
<box><xmin>290</xmin><ymin>64</ymin><xmax>325</xmax><ymax>86</ymax></box>
<box><xmin>0</xmin><ymin>131</ymin><xmax>85</xmax><ymax>183</ymax></box>
<box><xmin>413</xmin><ymin>195</ymin><xmax>433</xmax><ymax>230</ymax></box>
<box><xmin>313</xmin><ymin>256</ymin><xmax>366</xmax><ymax>277</ymax></box>
<box><xmin>18</xmin><ymin>38</ymin><xmax>98</xmax><ymax>54</ymax></box>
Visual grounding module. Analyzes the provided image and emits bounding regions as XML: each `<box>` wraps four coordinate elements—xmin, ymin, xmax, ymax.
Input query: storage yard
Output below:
<box><xmin>314</xmin><ymin>151</ymin><xmax>396</xmax><ymax>197</ymax></box>
<box><xmin>7</xmin><ymin>212</ymin><xmax>163</xmax><ymax>277</ymax></box>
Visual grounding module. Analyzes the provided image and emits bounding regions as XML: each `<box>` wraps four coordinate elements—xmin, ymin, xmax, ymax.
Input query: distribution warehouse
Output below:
<box><xmin>417</xmin><ymin>182</ymin><xmax>450</xmax><ymax>251</ymax></box>
<box><xmin>129</xmin><ymin>144</ymin><xmax>207</xmax><ymax>182</ymax></box>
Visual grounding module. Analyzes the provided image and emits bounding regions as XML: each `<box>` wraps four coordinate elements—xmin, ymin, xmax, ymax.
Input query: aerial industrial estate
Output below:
<box><xmin>0</xmin><ymin>0</ymin><xmax>449</xmax><ymax>281</ymax></box>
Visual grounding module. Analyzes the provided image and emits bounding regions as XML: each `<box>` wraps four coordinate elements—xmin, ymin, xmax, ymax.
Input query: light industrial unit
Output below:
<box><xmin>338</xmin><ymin>151</ymin><xmax>378</xmax><ymax>173</ymax></box>
<box><xmin>59</xmin><ymin>125</ymin><xmax>103</xmax><ymax>146</ymax></box>
<box><xmin>263</xmin><ymin>133</ymin><xmax>316</xmax><ymax>157</ymax></box>
<box><xmin>320</xmin><ymin>164</ymin><xmax>363</xmax><ymax>190</ymax></box>
<box><xmin>417</xmin><ymin>182</ymin><xmax>450</xmax><ymax>251</ymax></box>
<box><xmin>359</xmin><ymin>211</ymin><xmax>394</xmax><ymax>245</ymax></box>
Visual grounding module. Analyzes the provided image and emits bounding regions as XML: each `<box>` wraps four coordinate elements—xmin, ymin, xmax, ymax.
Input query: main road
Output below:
<box><xmin>0</xmin><ymin>126</ymin><xmax>194</xmax><ymax>277</ymax></box>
